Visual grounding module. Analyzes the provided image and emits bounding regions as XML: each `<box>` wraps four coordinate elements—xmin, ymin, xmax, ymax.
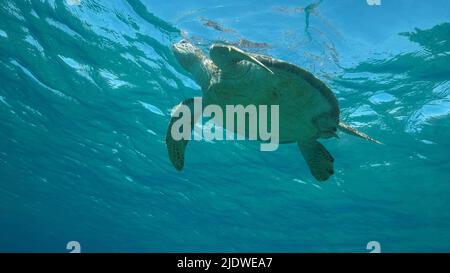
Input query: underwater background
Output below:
<box><xmin>0</xmin><ymin>0</ymin><xmax>450</xmax><ymax>252</ymax></box>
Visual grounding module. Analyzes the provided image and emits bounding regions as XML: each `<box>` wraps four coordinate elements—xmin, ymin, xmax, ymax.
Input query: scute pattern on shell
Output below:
<box><xmin>251</xmin><ymin>53</ymin><xmax>340</xmax><ymax>117</ymax></box>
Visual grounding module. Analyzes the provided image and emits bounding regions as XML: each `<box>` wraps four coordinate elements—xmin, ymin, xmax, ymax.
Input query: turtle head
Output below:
<box><xmin>173</xmin><ymin>40</ymin><xmax>205</xmax><ymax>73</ymax></box>
<box><xmin>173</xmin><ymin>40</ymin><xmax>210</xmax><ymax>88</ymax></box>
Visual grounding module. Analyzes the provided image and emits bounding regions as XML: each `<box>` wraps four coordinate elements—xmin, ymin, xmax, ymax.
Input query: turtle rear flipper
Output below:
<box><xmin>165</xmin><ymin>98</ymin><xmax>202</xmax><ymax>170</ymax></box>
<box><xmin>298</xmin><ymin>140</ymin><xmax>334</xmax><ymax>181</ymax></box>
<box><xmin>338</xmin><ymin>121</ymin><xmax>383</xmax><ymax>144</ymax></box>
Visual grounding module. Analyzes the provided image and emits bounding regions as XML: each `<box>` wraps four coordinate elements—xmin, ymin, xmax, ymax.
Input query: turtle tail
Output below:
<box><xmin>338</xmin><ymin>122</ymin><xmax>383</xmax><ymax>145</ymax></box>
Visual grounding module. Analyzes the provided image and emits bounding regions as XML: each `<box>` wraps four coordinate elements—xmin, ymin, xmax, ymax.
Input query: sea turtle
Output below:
<box><xmin>166</xmin><ymin>40</ymin><xmax>381</xmax><ymax>181</ymax></box>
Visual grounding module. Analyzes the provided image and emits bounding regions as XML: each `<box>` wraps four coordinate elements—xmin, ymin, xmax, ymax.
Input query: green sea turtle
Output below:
<box><xmin>166</xmin><ymin>40</ymin><xmax>381</xmax><ymax>181</ymax></box>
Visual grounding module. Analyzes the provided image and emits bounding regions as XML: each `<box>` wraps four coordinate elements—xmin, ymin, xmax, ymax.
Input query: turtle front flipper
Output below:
<box><xmin>165</xmin><ymin>98</ymin><xmax>202</xmax><ymax>170</ymax></box>
<box><xmin>209</xmin><ymin>44</ymin><xmax>274</xmax><ymax>74</ymax></box>
<box><xmin>298</xmin><ymin>140</ymin><xmax>334</xmax><ymax>181</ymax></box>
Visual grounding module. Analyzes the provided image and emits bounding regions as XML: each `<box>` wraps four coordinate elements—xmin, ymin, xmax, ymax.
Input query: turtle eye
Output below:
<box><xmin>180</xmin><ymin>39</ymin><xmax>188</xmax><ymax>44</ymax></box>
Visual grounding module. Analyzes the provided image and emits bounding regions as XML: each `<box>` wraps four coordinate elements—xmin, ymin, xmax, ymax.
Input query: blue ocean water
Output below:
<box><xmin>0</xmin><ymin>0</ymin><xmax>450</xmax><ymax>252</ymax></box>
